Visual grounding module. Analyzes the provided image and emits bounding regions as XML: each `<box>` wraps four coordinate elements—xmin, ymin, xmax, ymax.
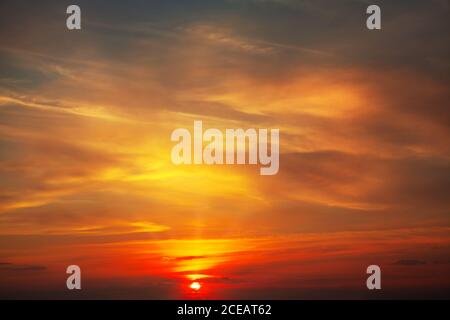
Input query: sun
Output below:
<box><xmin>190</xmin><ymin>281</ymin><xmax>201</xmax><ymax>291</ymax></box>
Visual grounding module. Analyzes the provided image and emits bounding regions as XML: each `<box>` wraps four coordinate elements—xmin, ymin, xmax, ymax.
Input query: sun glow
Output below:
<box><xmin>190</xmin><ymin>281</ymin><xmax>201</xmax><ymax>291</ymax></box>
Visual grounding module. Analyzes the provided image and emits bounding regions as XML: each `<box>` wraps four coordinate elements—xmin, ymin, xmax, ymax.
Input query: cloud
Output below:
<box><xmin>0</xmin><ymin>262</ymin><xmax>47</xmax><ymax>272</ymax></box>
<box><xmin>393</xmin><ymin>259</ymin><xmax>427</xmax><ymax>266</ymax></box>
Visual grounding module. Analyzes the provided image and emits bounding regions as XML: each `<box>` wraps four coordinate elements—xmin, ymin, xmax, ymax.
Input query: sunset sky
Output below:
<box><xmin>0</xmin><ymin>0</ymin><xmax>449</xmax><ymax>299</ymax></box>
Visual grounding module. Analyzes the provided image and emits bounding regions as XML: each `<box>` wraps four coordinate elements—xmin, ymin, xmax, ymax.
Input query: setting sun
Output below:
<box><xmin>190</xmin><ymin>282</ymin><xmax>201</xmax><ymax>291</ymax></box>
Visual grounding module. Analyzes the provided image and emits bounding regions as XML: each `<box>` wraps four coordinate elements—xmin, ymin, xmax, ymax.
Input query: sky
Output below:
<box><xmin>0</xmin><ymin>0</ymin><xmax>449</xmax><ymax>299</ymax></box>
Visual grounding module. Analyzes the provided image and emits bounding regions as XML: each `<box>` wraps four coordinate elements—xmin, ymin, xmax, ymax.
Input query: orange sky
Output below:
<box><xmin>0</xmin><ymin>0</ymin><xmax>449</xmax><ymax>299</ymax></box>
